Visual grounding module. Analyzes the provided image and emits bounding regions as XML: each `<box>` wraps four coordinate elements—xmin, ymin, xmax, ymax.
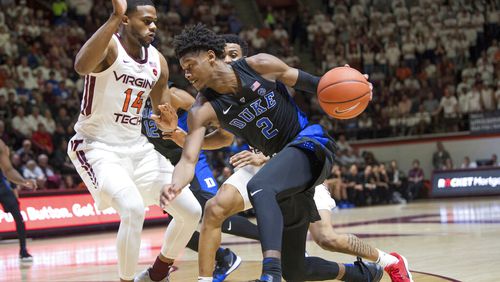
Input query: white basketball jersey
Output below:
<box><xmin>74</xmin><ymin>34</ymin><xmax>161</xmax><ymax>144</ymax></box>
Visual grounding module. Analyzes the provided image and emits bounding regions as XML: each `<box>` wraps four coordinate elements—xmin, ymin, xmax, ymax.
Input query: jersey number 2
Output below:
<box><xmin>256</xmin><ymin>117</ymin><xmax>278</xmax><ymax>139</ymax></box>
<box><xmin>122</xmin><ymin>88</ymin><xmax>144</xmax><ymax>114</ymax></box>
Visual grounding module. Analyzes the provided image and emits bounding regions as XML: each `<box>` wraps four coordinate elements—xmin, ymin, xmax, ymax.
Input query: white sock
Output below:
<box><xmin>198</xmin><ymin>277</ymin><xmax>213</xmax><ymax>281</ymax></box>
<box><xmin>375</xmin><ymin>249</ymin><xmax>399</xmax><ymax>267</ymax></box>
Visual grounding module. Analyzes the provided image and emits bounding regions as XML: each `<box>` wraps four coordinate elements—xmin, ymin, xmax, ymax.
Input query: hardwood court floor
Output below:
<box><xmin>2</xmin><ymin>197</ymin><xmax>499</xmax><ymax>282</ymax></box>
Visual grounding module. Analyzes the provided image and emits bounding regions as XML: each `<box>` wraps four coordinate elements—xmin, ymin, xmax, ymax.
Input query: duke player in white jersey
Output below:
<box><xmin>68</xmin><ymin>1</ymin><xmax>201</xmax><ymax>281</ymax></box>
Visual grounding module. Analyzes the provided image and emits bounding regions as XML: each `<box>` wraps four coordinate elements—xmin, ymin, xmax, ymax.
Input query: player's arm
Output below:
<box><xmin>73</xmin><ymin>0</ymin><xmax>125</xmax><ymax>75</ymax></box>
<box><xmin>246</xmin><ymin>53</ymin><xmax>320</xmax><ymax>95</ymax></box>
<box><xmin>0</xmin><ymin>141</ymin><xmax>36</xmax><ymax>190</ymax></box>
<box><xmin>170</xmin><ymin>87</ymin><xmax>195</xmax><ymax>111</ymax></box>
<box><xmin>160</xmin><ymin>96</ymin><xmax>218</xmax><ymax>205</ymax></box>
<box><xmin>162</xmin><ymin>127</ymin><xmax>234</xmax><ymax>150</ymax></box>
<box><xmin>149</xmin><ymin>53</ymin><xmax>178</xmax><ymax>131</ymax></box>
<box><xmin>230</xmin><ymin>150</ymin><xmax>269</xmax><ymax>168</ymax></box>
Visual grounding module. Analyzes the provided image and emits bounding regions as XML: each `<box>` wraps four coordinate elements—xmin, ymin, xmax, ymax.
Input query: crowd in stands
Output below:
<box><xmin>0</xmin><ymin>0</ymin><xmax>498</xmax><ymax>201</ymax></box>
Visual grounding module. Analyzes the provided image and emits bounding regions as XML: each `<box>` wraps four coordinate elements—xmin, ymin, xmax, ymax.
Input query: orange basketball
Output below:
<box><xmin>317</xmin><ymin>66</ymin><xmax>371</xmax><ymax>119</ymax></box>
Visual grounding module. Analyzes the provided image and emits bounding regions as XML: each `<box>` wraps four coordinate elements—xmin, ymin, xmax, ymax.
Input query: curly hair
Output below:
<box><xmin>126</xmin><ymin>0</ymin><xmax>154</xmax><ymax>15</ymax></box>
<box><xmin>220</xmin><ymin>34</ymin><xmax>249</xmax><ymax>57</ymax></box>
<box><xmin>174</xmin><ymin>24</ymin><xmax>226</xmax><ymax>59</ymax></box>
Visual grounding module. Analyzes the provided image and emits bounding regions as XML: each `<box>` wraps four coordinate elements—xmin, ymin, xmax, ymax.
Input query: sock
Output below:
<box><xmin>198</xmin><ymin>277</ymin><xmax>213</xmax><ymax>281</ymax></box>
<box><xmin>262</xmin><ymin>257</ymin><xmax>281</xmax><ymax>280</ymax></box>
<box><xmin>341</xmin><ymin>263</ymin><xmax>366</xmax><ymax>281</ymax></box>
<box><xmin>376</xmin><ymin>249</ymin><xmax>399</xmax><ymax>267</ymax></box>
<box><xmin>215</xmin><ymin>247</ymin><xmax>226</xmax><ymax>263</ymax></box>
<box><xmin>149</xmin><ymin>256</ymin><xmax>172</xmax><ymax>281</ymax></box>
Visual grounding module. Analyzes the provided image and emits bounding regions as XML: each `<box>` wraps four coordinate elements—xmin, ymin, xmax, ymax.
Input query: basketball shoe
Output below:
<box><xmin>213</xmin><ymin>248</ymin><xmax>242</xmax><ymax>282</ymax></box>
<box><xmin>134</xmin><ymin>267</ymin><xmax>171</xmax><ymax>282</ymax></box>
<box><xmin>354</xmin><ymin>257</ymin><xmax>384</xmax><ymax>282</ymax></box>
<box><xmin>384</xmin><ymin>252</ymin><xmax>413</xmax><ymax>282</ymax></box>
<box><xmin>19</xmin><ymin>250</ymin><xmax>33</xmax><ymax>263</ymax></box>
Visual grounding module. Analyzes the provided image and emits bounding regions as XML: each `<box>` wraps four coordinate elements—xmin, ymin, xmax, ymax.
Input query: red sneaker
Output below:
<box><xmin>384</xmin><ymin>252</ymin><xmax>413</xmax><ymax>282</ymax></box>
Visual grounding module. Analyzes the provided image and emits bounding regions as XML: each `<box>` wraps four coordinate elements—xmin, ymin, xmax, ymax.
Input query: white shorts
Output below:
<box><xmin>68</xmin><ymin>133</ymin><xmax>186</xmax><ymax>210</ymax></box>
<box><xmin>223</xmin><ymin>165</ymin><xmax>336</xmax><ymax>212</ymax></box>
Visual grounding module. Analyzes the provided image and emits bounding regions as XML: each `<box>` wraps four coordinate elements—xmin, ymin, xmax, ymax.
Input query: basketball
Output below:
<box><xmin>317</xmin><ymin>66</ymin><xmax>371</xmax><ymax>119</ymax></box>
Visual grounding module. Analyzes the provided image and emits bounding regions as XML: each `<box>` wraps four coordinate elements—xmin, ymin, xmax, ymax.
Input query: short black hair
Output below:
<box><xmin>126</xmin><ymin>0</ymin><xmax>154</xmax><ymax>15</ymax></box>
<box><xmin>174</xmin><ymin>24</ymin><xmax>225</xmax><ymax>59</ymax></box>
<box><xmin>220</xmin><ymin>34</ymin><xmax>249</xmax><ymax>56</ymax></box>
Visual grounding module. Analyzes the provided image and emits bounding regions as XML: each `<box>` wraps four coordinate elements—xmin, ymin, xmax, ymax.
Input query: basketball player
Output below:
<box><xmin>0</xmin><ymin>140</ymin><xmax>37</xmax><ymax>262</ymax></box>
<box><xmin>160</xmin><ymin>24</ymin><xmax>384</xmax><ymax>281</ymax></box>
<box><xmin>68</xmin><ymin>1</ymin><xmax>202</xmax><ymax>281</ymax></box>
<box><xmin>141</xmin><ymin>83</ymin><xmax>260</xmax><ymax>281</ymax></box>
<box><xmin>219</xmin><ymin>34</ymin><xmax>413</xmax><ymax>282</ymax></box>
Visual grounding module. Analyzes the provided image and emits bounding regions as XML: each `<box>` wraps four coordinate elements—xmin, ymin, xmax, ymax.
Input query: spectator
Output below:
<box><xmin>372</xmin><ymin>164</ymin><xmax>390</xmax><ymax>204</ymax></box>
<box><xmin>324</xmin><ymin>164</ymin><xmax>348</xmax><ymax>207</ymax></box>
<box><xmin>387</xmin><ymin>160</ymin><xmax>406</xmax><ymax>204</ymax></box>
<box><xmin>461</xmin><ymin>156</ymin><xmax>477</xmax><ymax>169</ymax></box>
<box><xmin>491</xmin><ymin>154</ymin><xmax>499</xmax><ymax>167</ymax></box>
<box><xmin>336</xmin><ymin>134</ymin><xmax>352</xmax><ymax>152</ymax></box>
<box><xmin>15</xmin><ymin>139</ymin><xmax>35</xmax><ymax>165</ymax></box>
<box><xmin>216</xmin><ymin>166</ymin><xmax>232</xmax><ymax>185</ymax></box>
<box><xmin>37</xmin><ymin>154</ymin><xmax>60</xmax><ymax>189</ymax></box>
<box><xmin>31</xmin><ymin>123</ymin><xmax>54</xmax><ymax>154</ymax></box>
<box><xmin>26</xmin><ymin>106</ymin><xmax>46</xmax><ymax>133</ymax></box>
<box><xmin>432</xmin><ymin>142</ymin><xmax>451</xmax><ymax>170</ymax></box>
<box><xmin>433</xmin><ymin>87</ymin><xmax>459</xmax><ymax>131</ymax></box>
<box><xmin>11</xmin><ymin>107</ymin><xmax>32</xmax><ymax>138</ymax></box>
<box><xmin>344</xmin><ymin>164</ymin><xmax>364</xmax><ymax>206</ymax></box>
<box><xmin>407</xmin><ymin>159</ymin><xmax>424</xmax><ymax>200</ymax></box>
<box><xmin>22</xmin><ymin>159</ymin><xmax>46</xmax><ymax>189</ymax></box>
<box><xmin>442</xmin><ymin>158</ymin><xmax>454</xmax><ymax>170</ymax></box>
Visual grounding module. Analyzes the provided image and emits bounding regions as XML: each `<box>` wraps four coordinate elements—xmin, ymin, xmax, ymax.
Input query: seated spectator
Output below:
<box><xmin>407</xmin><ymin>159</ymin><xmax>424</xmax><ymax>200</ymax></box>
<box><xmin>31</xmin><ymin>123</ymin><xmax>54</xmax><ymax>154</ymax></box>
<box><xmin>38</xmin><ymin>154</ymin><xmax>61</xmax><ymax>189</ymax></box>
<box><xmin>22</xmin><ymin>159</ymin><xmax>46</xmax><ymax>189</ymax></box>
<box><xmin>387</xmin><ymin>160</ymin><xmax>407</xmax><ymax>204</ymax></box>
<box><xmin>372</xmin><ymin>164</ymin><xmax>390</xmax><ymax>204</ymax></box>
<box><xmin>336</xmin><ymin>134</ymin><xmax>352</xmax><ymax>152</ymax></box>
<box><xmin>344</xmin><ymin>164</ymin><xmax>365</xmax><ymax>206</ymax></box>
<box><xmin>216</xmin><ymin>166</ymin><xmax>232</xmax><ymax>185</ymax></box>
<box><xmin>16</xmin><ymin>139</ymin><xmax>35</xmax><ymax>164</ymax></box>
<box><xmin>442</xmin><ymin>158</ymin><xmax>454</xmax><ymax>170</ymax></box>
<box><xmin>490</xmin><ymin>154</ymin><xmax>499</xmax><ymax>166</ymax></box>
<box><xmin>362</xmin><ymin>165</ymin><xmax>377</xmax><ymax>205</ymax></box>
<box><xmin>461</xmin><ymin>156</ymin><xmax>477</xmax><ymax>168</ymax></box>
<box><xmin>11</xmin><ymin>106</ymin><xmax>32</xmax><ymax>138</ymax></box>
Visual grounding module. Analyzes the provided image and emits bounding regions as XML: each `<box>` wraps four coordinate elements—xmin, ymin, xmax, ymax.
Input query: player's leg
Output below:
<box><xmin>281</xmin><ymin>219</ymin><xmax>383</xmax><ymax>282</ymax></box>
<box><xmin>198</xmin><ymin>165</ymin><xmax>257</xmax><ymax>280</ymax></box>
<box><xmin>69</xmin><ymin>145</ymin><xmax>143</xmax><ymax>282</ymax></box>
<box><xmin>246</xmin><ymin>146</ymin><xmax>323</xmax><ymax>280</ymax></box>
<box><xmin>134</xmin><ymin>148</ymin><xmax>202</xmax><ymax>282</ymax></box>
<box><xmin>0</xmin><ymin>187</ymin><xmax>31</xmax><ymax>261</ymax></box>
<box><xmin>309</xmin><ymin>189</ymin><xmax>413</xmax><ymax>281</ymax></box>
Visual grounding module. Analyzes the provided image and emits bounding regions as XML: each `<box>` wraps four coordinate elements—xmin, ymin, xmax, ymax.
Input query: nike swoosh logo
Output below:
<box><xmin>227</xmin><ymin>221</ymin><xmax>232</xmax><ymax>231</ymax></box>
<box><xmin>334</xmin><ymin>102</ymin><xmax>360</xmax><ymax>114</ymax></box>
<box><xmin>250</xmin><ymin>189</ymin><xmax>263</xmax><ymax>197</ymax></box>
<box><xmin>223</xmin><ymin>105</ymin><xmax>232</xmax><ymax>115</ymax></box>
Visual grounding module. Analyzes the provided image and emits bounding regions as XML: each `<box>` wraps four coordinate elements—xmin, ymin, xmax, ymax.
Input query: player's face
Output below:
<box><xmin>223</xmin><ymin>43</ymin><xmax>243</xmax><ymax>63</ymax></box>
<box><xmin>127</xmin><ymin>6</ymin><xmax>157</xmax><ymax>47</ymax></box>
<box><xmin>179</xmin><ymin>51</ymin><xmax>215</xmax><ymax>91</ymax></box>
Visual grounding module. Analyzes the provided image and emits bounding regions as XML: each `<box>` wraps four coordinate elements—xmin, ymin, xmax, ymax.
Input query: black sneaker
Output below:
<box><xmin>213</xmin><ymin>248</ymin><xmax>241</xmax><ymax>282</ymax></box>
<box><xmin>354</xmin><ymin>257</ymin><xmax>383</xmax><ymax>282</ymax></box>
<box><xmin>19</xmin><ymin>251</ymin><xmax>33</xmax><ymax>263</ymax></box>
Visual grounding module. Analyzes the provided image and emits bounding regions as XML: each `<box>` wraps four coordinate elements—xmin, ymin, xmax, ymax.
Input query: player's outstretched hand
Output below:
<box><xmin>112</xmin><ymin>0</ymin><xmax>127</xmax><ymax>17</ymax></box>
<box><xmin>151</xmin><ymin>103</ymin><xmax>178</xmax><ymax>132</ymax></box>
<box><xmin>22</xmin><ymin>179</ymin><xmax>37</xmax><ymax>190</ymax></box>
<box><xmin>160</xmin><ymin>184</ymin><xmax>182</xmax><ymax>208</ymax></box>
<box><xmin>343</xmin><ymin>64</ymin><xmax>373</xmax><ymax>101</ymax></box>
<box><xmin>162</xmin><ymin>127</ymin><xmax>187</xmax><ymax>147</ymax></box>
<box><xmin>230</xmin><ymin>150</ymin><xmax>269</xmax><ymax>168</ymax></box>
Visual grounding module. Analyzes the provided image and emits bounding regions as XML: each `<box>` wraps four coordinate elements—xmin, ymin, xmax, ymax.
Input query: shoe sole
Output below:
<box><xmin>226</xmin><ymin>255</ymin><xmax>242</xmax><ymax>276</ymax></box>
<box><xmin>372</xmin><ymin>264</ymin><xmax>384</xmax><ymax>282</ymax></box>
<box><xmin>400</xmin><ymin>255</ymin><xmax>414</xmax><ymax>282</ymax></box>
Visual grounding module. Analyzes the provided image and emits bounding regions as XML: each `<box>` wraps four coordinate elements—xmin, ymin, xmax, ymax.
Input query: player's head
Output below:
<box><xmin>174</xmin><ymin>24</ymin><xmax>225</xmax><ymax>90</ymax></box>
<box><xmin>122</xmin><ymin>0</ymin><xmax>157</xmax><ymax>47</ymax></box>
<box><xmin>220</xmin><ymin>34</ymin><xmax>248</xmax><ymax>63</ymax></box>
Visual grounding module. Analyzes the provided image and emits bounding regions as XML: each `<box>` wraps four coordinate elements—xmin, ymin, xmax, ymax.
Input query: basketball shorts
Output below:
<box><xmin>223</xmin><ymin>165</ymin><xmax>336</xmax><ymax>211</ymax></box>
<box><xmin>68</xmin><ymin>133</ymin><xmax>191</xmax><ymax>210</ymax></box>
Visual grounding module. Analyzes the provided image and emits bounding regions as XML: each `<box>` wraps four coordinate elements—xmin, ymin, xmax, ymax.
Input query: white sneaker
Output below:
<box><xmin>134</xmin><ymin>268</ymin><xmax>169</xmax><ymax>282</ymax></box>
